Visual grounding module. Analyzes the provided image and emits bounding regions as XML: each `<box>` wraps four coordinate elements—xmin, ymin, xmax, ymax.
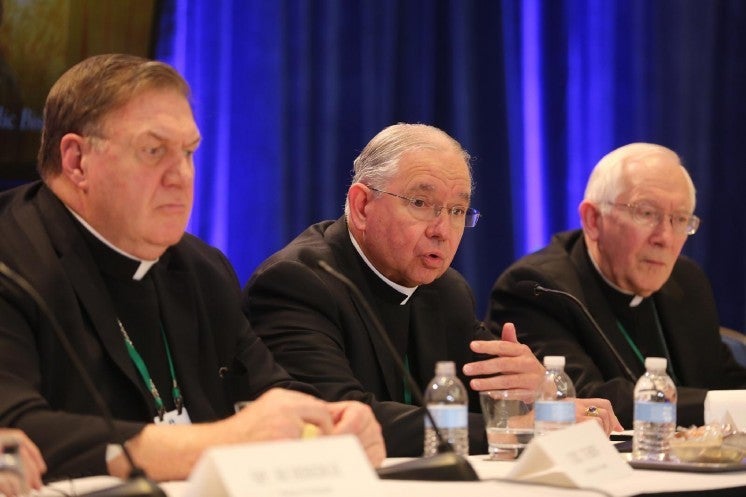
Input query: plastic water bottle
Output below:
<box><xmin>534</xmin><ymin>356</ymin><xmax>576</xmax><ymax>436</ymax></box>
<box><xmin>423</xmin><ymin>361</ymin><xmax>469</xmax><ymax>457</ymax></box>
<box><xmin>633</xmin><ymin>357</ymin><xmax>677</xmax><ymax>461</ymax></box>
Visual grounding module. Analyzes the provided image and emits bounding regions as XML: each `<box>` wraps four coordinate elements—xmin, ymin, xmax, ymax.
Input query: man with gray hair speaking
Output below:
<box><xmin>243</xmin><ymin>123</ymin><xmax>620</xmax><ymax>457</ymax></box>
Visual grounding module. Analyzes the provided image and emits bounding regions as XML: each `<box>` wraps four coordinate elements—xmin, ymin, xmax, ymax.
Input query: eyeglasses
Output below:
<box><xmin>369</xmin><ymin>187</ymin><xmax>480</xmax><ymax>228</ymax></box>
<box><xmin>605</xmin><ymin>202</ymin><xmax>700</xmax><ymax>236</ymax></box>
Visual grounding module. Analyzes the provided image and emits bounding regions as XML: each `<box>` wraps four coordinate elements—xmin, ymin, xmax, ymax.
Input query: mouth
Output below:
<box><xmin>421</xmin><ymin>252</ymin><xmax>445</xmax><ymax>268</ymax></box>
<box><xmin>158</xmin><ymin>202</ymin><xmax>188</xmax><ymax>213</ymax></box>
<box><xmin>642</xmin><ymin>257</ymin><xmax>666</xmax><ymax>267</ymax></box>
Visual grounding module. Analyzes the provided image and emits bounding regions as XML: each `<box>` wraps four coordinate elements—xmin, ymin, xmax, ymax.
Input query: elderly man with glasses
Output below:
<box><xmin>488</xmin><ymin>142</ymin><xmax>746</xmax><ymax>429</ymax></box>
<box><xmin>242</xmin><ymin>123</ymin><xmax>620</xmax><ymax>457</ymax></box>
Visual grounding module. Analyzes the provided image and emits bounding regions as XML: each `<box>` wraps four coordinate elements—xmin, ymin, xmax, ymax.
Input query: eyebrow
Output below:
<box><xmin>408</xmin><ymin>183</ymin><xmax>471</xmax><ymax>203</ymax></box>
<box><xmin>635</xmin><ymin>199</ymin><xmax>692</xmax><ymax>213</ymax></box>
<box><xmin>143</xmin><ymin>130</ymin><xmax>202</xmax><ymax>147</ymax></box>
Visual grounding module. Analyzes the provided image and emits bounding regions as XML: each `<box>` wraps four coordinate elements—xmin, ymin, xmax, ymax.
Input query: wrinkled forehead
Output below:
<box><xmin>99</xmin><ymin>88</ymin><xmax>198</xmax><ymax>136</ymax></box>
<box><xmin>396</xmin><ymin>146</ymin><xmax>472</xmax><ymax>198</ymax></box>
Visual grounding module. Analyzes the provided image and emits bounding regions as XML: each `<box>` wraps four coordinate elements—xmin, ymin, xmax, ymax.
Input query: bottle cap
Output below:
<box><xmin>644</xmin><ymin>357</ymin><xmax>667</xmax><ymax>371</ymax></box>
<box><xmin>435</xmin><ymin>361</ymin><xmax>455</xmax><ymax>376</ymax></box>
<box><xmin>543</xmin><ymin>355</ymin><xmax>565</xmax><ymax>368</ymax></box>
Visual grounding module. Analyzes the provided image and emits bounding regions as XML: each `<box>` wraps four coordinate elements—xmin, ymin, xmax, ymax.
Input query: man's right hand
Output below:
<box><xmin>228</xmin><ymin>389</ymin><xmax>335</xmax><ymax>441</ymax></box>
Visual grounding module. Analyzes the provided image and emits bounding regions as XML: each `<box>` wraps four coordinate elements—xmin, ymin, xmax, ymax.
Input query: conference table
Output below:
<box><xmin>39</xmin><ymin>452</ymin><xmax>746</xmax><ymax>497</ymax></box>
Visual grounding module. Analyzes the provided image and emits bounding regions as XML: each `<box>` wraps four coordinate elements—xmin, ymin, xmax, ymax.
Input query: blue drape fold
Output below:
<box><xmin>156</xmin><ymin>0</ymin><xmax>746</xmax><ymax>330</ymax></box>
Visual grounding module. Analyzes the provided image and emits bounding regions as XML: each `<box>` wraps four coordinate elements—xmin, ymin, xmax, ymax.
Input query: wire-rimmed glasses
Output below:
<box><xmin>370</xmin><ymin>187</ymin><xmax>480</xmax><ymax>228</ymax></box>
<box><xmin>606</xmin><ymin>202</ymin><xmax>700</xmax><ymax>235</ymax></box>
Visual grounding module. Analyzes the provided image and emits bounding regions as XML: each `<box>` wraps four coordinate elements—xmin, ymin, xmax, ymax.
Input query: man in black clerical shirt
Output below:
<box><xmin>0</xmin><ymin>53</ymin><xmax>384</xmax><ymax>482</ymax></box>
<box><xmin>488</xmin><ymin>143</ymin><xmax>746</xmax><ymax>428</ymax></box>
<box><xmin>242</xmin><ymin>123</ymin><xmax>621</xmax><ymax>457</ymax></box>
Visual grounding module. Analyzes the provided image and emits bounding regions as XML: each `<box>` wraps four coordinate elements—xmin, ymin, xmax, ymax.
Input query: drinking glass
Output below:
<box><xmin>479</xmin><ymin>390</ymin><xmax>535</xmax><ymax>460</ymax></box>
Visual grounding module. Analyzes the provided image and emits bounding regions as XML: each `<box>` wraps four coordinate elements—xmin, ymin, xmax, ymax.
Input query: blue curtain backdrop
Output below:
<box><xmin>155</xmin><ymin>0</ymin><xmax>746</xmax><ymax>331</ymax></box>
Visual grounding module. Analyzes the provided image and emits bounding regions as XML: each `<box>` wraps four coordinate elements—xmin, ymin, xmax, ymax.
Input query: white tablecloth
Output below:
<box><xmin>39</xmin><ymin>453</ymin><xmax>746</xmax><ymax>497</ymax></box>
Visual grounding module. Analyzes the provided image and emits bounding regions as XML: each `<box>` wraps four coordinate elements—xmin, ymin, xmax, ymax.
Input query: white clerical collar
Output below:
<box><xmin>348</xmin><ymin>231</ymin><xmax>417</xmax><ymax>305</ymax></box>
<box><xmin>586</xmin><ymin>248</ymin><xmax>644</xmax><ymax>307</ymax></box>
<box><xmin>67</xmin><ymin>208</ymin><xmax>158</xmax><ymax>281</ymax></box>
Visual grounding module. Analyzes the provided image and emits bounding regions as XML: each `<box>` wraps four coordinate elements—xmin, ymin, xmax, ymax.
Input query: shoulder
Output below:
<box><xmin>496</xmin><ymin>229</ymin><xmax>585</xmax><ymax>291</ymax></box>
<box><xmin>666</xmin><ymin>254</ymin><xmax>714</xmax><ymax>298</ymax></box>
<box><xmin>0</xmin><ymin>181</ymin><xmax>43</xmax><ymax>227</ymax></box>
<box><xmin>168</xmin><ymin>233</ymin><xmax>241</xmax><ymax>288</ymax></box>
<box><xmin>250</xmin><ymin>219</ymin><xmax>342</xmax><ymax>280</ymax></box>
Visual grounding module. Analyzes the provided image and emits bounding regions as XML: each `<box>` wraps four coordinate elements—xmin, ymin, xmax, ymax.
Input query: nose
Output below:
<box><xmin>649</xmin><ymin>214</ymin><xmax>676</xmax><ymax>245</ymax></box>
<box><xmin>425</xmin><ymin>208</ymin><xmax>451</xmax><ymax>239</ymax></box>
<box><xmin>163</xmin><ymin>150</ymin><xmax>194</xmax><ymax>186</ymax></box>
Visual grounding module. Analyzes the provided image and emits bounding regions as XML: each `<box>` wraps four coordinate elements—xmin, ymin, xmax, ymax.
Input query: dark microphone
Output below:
<box><xmin>317</xmin><ymin>260</ymin><xmax>478</xmax><ymax>481</ymax></box>
<box><xmin>0</xmin><ymin>262</ymin><xmax>165</xmax><ymax>497</ymax></box>
<box><xmin>518</xmin><ymin>281</ymin><xmax>637</xmax><ymax>382</ymax></box>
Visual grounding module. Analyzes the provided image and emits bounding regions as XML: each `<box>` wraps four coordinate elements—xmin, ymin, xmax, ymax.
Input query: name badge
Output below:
<box><xmin>155</xmin><ymin>407</ymin><xmax>192</xmax><ymax>425</ymax></box>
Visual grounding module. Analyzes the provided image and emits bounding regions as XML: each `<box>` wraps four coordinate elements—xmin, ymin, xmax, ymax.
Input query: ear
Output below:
<box><xmin>579</xmin><ymin>200</ymin><xmax>602</xmax><ymax>241</ymax></box>
<box><xmin>347</xmin><ymin>183</ymin><xmax>373</xmax><ymax>231</ymax></box>
<box><xmin>59</xmin><ymin>133</ymin><xmax>89</xmax><ymax>189</ymax></box>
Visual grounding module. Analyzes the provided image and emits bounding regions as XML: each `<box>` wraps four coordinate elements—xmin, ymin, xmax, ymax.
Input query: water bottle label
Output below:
<box><xmin>534</xmin><ymin>401</ymin><xmax>575</xmax><ymax>423</ymax></box>
<box><xmin>425</xmin><ymin>405</ymin><xmax>467</xmax><ymax>429</ymax></box>
<box><xmin>634</xmin><ymin>401</ymin><xmax>676</xmax><ymax>424</ymax></box>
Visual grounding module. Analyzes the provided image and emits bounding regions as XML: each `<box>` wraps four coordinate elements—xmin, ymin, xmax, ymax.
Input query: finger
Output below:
<box><xmin>500</xmin><ymin>322</ymin><xmax>518</xmax><ymax>342</ymax></box>
<box><xmin>328</xmin><ymin>403</ymin><xmax>385</xmax><ymax>466</ymax></box>
<box><xmin>580</xmin><ymin>405</ymin><xmax>612</xmax><ymax>436</ymax></box>
<box><xmin>277</xmin><ymin>390</ymin><xmax>335</xmax><ymax>434</ymax></box>
<box><xmin>19</xmin><ymin>452</ymin><xmax>43</xmax><ymax>490</ymax></box>
<box><xmin>469</xmin><ymin>373</ymin><xmax>539</xmax><ymax>392</ymax></box>
<box><xmin>465</xmin><ymin>356</ymin><xmax>544</xmax><ymax>381</ymax></box>
<box><xmin>590</xmin><ymin>414</ymin><xmax>608</xmax><ymax>435</ymax></box>
<box><xmin>246</xmin><ymin>389</ymin><xmax>334</xmax><ymax>436</ymax></box>
<box><xmin>21</xmin><ymin>435</ymin><xmax>45</xmax><ymax>475</ymax></box>
<box><xmin>327</xmin><ymin>402</ymin><xmax>373</xmax><ymax>437</ymax></box>
<box><xmin>19</xmin><ymin>445</ymin><xmax>47</xmax><ymax>490</ymax></box>
<box><xmin>469</xmin><ymin>339</ymin><xmax>528</xmax><ymax>358</ymax></box>
<box><xmin>0</xmin><ymin>475</ymin><xmax>22</xmax><ymax>497</ymax></box>
<box><xmin>582</xmin><ymin>399</ymin><xmax>624</xmax><ymax>432</ymax></box>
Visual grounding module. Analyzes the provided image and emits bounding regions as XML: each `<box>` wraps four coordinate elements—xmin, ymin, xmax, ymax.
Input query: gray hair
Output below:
<box><xmin>584</xmin><ymin>142</ymin><xmax>696</xmax><ymax>213</ymax></box>
<box><xmin>344</xmin><ymin>123</ymin><xmax>472</xmax><ymax>216</ymax></box>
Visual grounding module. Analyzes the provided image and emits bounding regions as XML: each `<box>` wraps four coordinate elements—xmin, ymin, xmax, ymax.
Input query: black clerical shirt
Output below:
<box><xmin>76</xmin><ymin>222</ymin><xmax>177</xmax><ymax>416</ymax></box>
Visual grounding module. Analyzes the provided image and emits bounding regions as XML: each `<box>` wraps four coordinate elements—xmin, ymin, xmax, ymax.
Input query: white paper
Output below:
<box><xmin>185</xmin><ymin>435</ymin><xmax>379</xmax><ymax>497</ymax></box>
<box><xmin>704</xmin><ymin>390</ymin><xmax>746</xmax><ymax>430</ymax></box>
<box><xmin>507</xmin><ymin>420</ymin><xmax>632</xmax><ymax>488</ymax></box>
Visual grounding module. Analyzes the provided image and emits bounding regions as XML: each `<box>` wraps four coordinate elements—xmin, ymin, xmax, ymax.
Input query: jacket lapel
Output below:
<box><xmin>326</xmin><ymin>219</ymin><xmax>403</xmax><ymax>401</ymax></box>
<box><xmin>569</xmin><ymin>238</ymin><xmax>645</xmax><ymax>377</ymax></box>
<box><xmin>33</xmin><ymin>187</ymin><xmax>152</xmax><ymax>404</ymax></box>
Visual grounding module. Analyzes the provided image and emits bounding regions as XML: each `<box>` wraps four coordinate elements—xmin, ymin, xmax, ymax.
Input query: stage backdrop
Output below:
<box><xmin>155</xmin><ymin>0</ymin><xmax>746</xmax><ymax>331</ymax></box>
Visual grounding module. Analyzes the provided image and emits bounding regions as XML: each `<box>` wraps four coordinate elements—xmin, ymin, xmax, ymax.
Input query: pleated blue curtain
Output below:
<box><xmin>156</xmin><ymin>0</ymin><xmax>746</xmax><ymax>331</ymax></box>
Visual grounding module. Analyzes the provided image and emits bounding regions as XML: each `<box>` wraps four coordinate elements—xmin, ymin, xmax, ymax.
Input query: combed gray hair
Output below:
<box><xmin>344</xmin><ymin>123</ymin><xmax>472</xmax><ymax>216</ymax></box>
<box><xmin>584</xmin><ymin>142</ymin><xmax>696</xmax><ymax>213</ymax></box>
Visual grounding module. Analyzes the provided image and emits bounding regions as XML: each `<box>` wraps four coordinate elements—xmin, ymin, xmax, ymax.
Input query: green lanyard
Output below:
<box><xmin>615</xmin><ymin>321</ymin><xmax>646</xmax><ymax>365</ymax></box>
<box><xmin>403</xmin><ymin>354</ymin><xmax>412</xmax><ymax>405</ymax></box>
<box><xmin>615</xmin><ymin>302</ymin><xmax>680</xmax><ymax>384</ymax></box>
<box><xmin>117</xmin><ymin>319</ymin><xmax>183</xmax><ymax>420</ymax></box>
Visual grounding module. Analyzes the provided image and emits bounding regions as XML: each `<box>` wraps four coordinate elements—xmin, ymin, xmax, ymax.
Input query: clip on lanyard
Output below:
<box><xmin>117</xmin><ymin>319</ymin><xmax>183</xmax><ymax>420</ymax></box>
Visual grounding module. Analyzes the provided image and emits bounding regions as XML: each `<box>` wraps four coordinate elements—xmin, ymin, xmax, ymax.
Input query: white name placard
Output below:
<box><xmin>506</xmin><ymin>420</ymin><xmax>631</xmax><ymax>488</ymax></box>
<box><xmin>185</xmin><ymin>435</ymin><xmax>379</xmax><ymax>497</ymax></box>
<box><xmin>704</xmin><ymin>390</ymin><xmax>746</xmax><ymax>430</ymax></box>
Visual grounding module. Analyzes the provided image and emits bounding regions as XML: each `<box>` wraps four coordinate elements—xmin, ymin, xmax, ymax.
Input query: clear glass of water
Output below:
<box><xmin>479</xmin><ymin>390</ymin><xmax>535</xmax><ymax>460</ymax></box>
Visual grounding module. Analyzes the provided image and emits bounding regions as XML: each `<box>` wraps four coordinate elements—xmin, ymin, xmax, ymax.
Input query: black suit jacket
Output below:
<box><xmin>0</xmin><ymin>182</ymin><xmax>311</xmax><ymax>478</ymax></box>
<box><xmin>243</xmin><ymin>217</ymin><xmax>491</xmax><ymax>456</ymax></box>
<box><xmin>488</xmin><ymin>229</ymin><xmax>746</xmax><ymax>428</ymax></box>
